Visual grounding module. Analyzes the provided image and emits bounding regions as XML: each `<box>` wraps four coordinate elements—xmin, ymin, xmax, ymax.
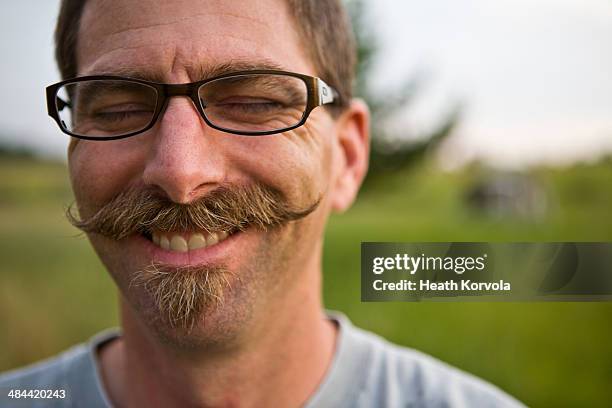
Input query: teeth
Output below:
<box><xmin>160</xmin><ymin>236</ymin><xmax>170</xmax><ymax>250</ymax></box>
<box><xmin>188</xmin><ymin>233</ymin><xmax>206</xmax><ymax>250</ymax></box>
<box><xmin>170</xmin><ymin>235</ymin><xmax>188</xmax><ymax>252</ymax></box>
<box><xmin>150</xmin><ymin>231</ymin><xmax>232</xmax><ymax>252</ymax></box>
<box><xmin>207</xmin><ymin>233</ymin><xmax>218</xmax><ymax>246</ymax></box>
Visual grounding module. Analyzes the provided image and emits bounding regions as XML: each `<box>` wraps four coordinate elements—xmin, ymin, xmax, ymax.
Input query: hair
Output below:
<box><xmin>54</xmin><ymin>0</ymin><xmax>356</xmax><ymax>110</ymax></box>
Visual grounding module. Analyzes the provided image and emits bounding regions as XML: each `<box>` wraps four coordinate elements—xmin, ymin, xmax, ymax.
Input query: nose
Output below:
<box><xmin>142</xmin><ymin>98</ymin><xmax>226</xmax><ymax>203</ymax></box>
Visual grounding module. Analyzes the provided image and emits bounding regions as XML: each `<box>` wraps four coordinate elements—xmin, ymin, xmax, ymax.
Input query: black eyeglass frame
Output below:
<box><xmin>46</xmin><ymin>69</ymin><xmax>339</xmax><ymax>141</ymax></box>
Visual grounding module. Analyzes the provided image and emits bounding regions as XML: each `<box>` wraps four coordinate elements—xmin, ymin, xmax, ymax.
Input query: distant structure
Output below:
<box><xmin>465</xmin><ymin>173</ymin><xmax>549</xmax><ymax>220</ymax></box>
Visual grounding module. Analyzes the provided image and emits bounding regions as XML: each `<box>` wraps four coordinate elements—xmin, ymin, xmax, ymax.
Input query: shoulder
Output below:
<box><xmin>0</xmin><ymin>330</ymin><xmax>118</xmax><ymax>408</ymax></box>
<box><xmin>0</xmin><ymin>343</ymin><xmax>88</xmax><ymax>389</ymax></box>
<box><xmin>0</xmin><ymin>343</ymin><xmax>89</xmax><ymax>407</ymax></box>
<box><xmin>340</xmin><ymin>318</ymin><xmax>525</xmax><ymax>407</ymax></box>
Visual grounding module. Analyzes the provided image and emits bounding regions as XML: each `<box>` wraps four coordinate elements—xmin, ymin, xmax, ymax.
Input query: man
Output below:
<box><xmin>0</xmin><ymin>0</ymin><xmax>523</xmax><ymax>406</ymax></box>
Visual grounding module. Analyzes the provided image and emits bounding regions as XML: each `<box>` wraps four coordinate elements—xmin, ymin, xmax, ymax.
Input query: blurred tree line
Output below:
<box><xmin>0</xmin><ymin>142</ymin><xmax>35</xmax><ymax>159</ymax></box>
<box><xmin>348</xmin><ymin>0</ymin><xmax>460</xmax><ymax>187</ymax></box>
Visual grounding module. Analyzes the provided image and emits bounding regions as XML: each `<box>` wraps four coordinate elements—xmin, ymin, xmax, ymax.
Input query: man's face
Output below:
<box><xmin>70</xmin><ymin>0</ymin><xmax>345</xmax><ymax>344</ymax></box>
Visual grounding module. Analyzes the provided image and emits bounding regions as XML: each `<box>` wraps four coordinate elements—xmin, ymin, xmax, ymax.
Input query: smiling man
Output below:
<box><xmin>0</xmin><ymin>0</ymin><xmax>523</xmax><ymax>407</ymax></box>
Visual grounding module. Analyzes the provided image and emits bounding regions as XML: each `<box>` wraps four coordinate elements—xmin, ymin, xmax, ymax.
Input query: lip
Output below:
<box><xmin>134</xmin><ymin>228</ymin><xmax>245</xmax><ymax>267</ymax></box>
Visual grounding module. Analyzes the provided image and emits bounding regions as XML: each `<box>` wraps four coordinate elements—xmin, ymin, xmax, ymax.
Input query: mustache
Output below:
<box><xmin>68</xmin><ymin>183</ymin><xmax>321</xmax><ymax>240</ymax></box>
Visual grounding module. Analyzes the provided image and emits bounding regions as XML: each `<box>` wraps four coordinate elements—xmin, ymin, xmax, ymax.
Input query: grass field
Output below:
<box><xmin>1</xmin><ymin>156</ymin><xmax>611</xmax><ymax>406</ymax></box>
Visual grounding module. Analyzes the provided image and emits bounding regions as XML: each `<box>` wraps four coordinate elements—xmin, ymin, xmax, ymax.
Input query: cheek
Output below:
<box><xmin>225</xmin><ymin>114</ymin><xmax>335</xmax><ymax>202</ymax></box>
<box><xmin>69</xmin><ymin>138</ymin><xmax>148</xmax><ymax>212</ymax></box>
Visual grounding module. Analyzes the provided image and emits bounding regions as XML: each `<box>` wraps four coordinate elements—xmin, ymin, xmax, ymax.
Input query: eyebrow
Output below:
<box><xmin>85</xmin><ymin>59</ymin><xmax>290</xmax><ymax>83</ymax></box>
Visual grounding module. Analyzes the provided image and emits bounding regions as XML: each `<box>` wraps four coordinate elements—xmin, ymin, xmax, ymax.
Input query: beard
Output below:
<box><xmin>129</xmin><ymin>262</ymin><xmax>235</xmax><ymax>334</ymax></box>
<box><xmin>68</xmin><ymin>182</ymin><xmax>320</xmax><ymax>338</ymax></box>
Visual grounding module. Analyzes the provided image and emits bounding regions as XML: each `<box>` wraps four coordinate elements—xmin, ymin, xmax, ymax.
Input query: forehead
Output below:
<box><xmin>77</xmin><ymin>0</ymin><xmax>314</xmax><ymax>80</ymax></box>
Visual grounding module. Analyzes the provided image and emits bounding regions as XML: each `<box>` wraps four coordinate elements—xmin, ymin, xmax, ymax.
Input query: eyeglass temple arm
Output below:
<box><xmin>317</xmin><ymin>79</ymin><xmax>338</xmax><ymax>106</ymax></box>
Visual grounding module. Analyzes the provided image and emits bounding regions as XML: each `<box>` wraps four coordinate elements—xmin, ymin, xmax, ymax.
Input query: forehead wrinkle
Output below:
<box><xmin>101</xmin><ymin>10</ymin><xmax>270</xmax><ymax>43</ymax></box>
<box><xmin>85</xmin><ymin>58</ymin><xmax>293</xmax><ymax>83</ymax></box>
<box><xmin>83</xmin><ymin>32</ymin><xmax>267</xmax><ymax>79</ymax></box>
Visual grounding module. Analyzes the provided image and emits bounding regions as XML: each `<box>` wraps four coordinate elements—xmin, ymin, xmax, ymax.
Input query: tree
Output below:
<box><xmin>348</xmin><ymin>0</ymin><xmax>460</xmax><ymax>187</ymax></box>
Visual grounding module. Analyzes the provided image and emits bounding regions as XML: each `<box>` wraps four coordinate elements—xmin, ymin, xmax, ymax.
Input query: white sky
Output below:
<box><xmin>0</xmin><ymin>0</ymin><xmax>611</xmax><ymax>169</ymax></box>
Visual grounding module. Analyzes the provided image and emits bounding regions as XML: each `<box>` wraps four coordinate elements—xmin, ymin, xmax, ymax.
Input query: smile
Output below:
<box><xmin>148</xmin><ymin>230</ymin><xmax>233</xmax><ymax>253</ymax></box>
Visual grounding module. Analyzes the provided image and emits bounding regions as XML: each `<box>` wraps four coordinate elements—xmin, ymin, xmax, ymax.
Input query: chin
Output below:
<box><xmin>92</xmin><ymin>227</ymin><xmax>269</xmax><ymax>349</ymax></box>
<box><xmin>141</xmin><ymin>285</ymin><xmax>256</xmax><ymax>351</ymax></box>
<box><xmin>90</xmin><ymin>218</ymin><xmax>303</xmax><ymax>349</ymax></box>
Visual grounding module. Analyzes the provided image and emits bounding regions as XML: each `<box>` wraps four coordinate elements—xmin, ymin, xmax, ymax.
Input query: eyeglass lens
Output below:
<box><xmin>198</xmin><ymin>74</ymin><xmax>307</xmax><ymax>133</ymax></box>
<box><xmin>56</xmin><ymin>80</ymin><xmax>158</xmax><ymax>139</ymax></box>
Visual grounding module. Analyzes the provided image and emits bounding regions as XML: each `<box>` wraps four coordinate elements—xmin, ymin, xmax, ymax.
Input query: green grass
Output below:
<box><xmin>1</xmin><ymin>156</ymin><xmax>611</xmax><ymax>406</ymax></box>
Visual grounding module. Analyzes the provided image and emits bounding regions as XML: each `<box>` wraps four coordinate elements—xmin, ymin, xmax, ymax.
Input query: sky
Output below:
<box><xmin>0</xmin><ymin>0</ymin><xmax>611</xmax><ymax>169</ymax></box>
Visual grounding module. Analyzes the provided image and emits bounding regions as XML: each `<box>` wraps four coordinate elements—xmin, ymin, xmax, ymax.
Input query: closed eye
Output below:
<box><xmin>213</xmin><ymin>101</ymin><xmax>284</xmax><ymax>113</ymax></box>
<box><xmin>93</xmin><ymin>109</ymin><xmax>152</xmax><ymax>122</ymax></box>
<box><xmin>87</xmin><ymin>103</ymin><xmax>154</xmax><ymax>122</ymax></box>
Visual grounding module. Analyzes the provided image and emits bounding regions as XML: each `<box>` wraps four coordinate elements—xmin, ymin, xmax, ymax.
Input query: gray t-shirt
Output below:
<box><xmin>0</xmin><ymin>313</ymin><xmax>524</xmax><ymax>407</ymax></box>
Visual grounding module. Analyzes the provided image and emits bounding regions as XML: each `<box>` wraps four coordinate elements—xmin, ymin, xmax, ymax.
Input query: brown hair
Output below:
<box><xmin>54</xmin><ymin>0</ymin><xmax>356</xmax><ymax>109</ymax></box>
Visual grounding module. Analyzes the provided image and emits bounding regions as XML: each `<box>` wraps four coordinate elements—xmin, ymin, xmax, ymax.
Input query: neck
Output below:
<box><xmin>99</xmin><ymin>251</ymin><xmax>337</xmax><ymax>408</ymax></box>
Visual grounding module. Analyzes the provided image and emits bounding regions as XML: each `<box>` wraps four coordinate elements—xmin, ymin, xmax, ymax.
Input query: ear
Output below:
<box><xmin>329</xmin><ymin>99</ymin><xmax>370</xmax><ymax>212</ymax></box>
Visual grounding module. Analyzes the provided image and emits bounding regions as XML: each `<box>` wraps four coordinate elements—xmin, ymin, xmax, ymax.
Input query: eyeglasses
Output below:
<box><xmin>46</xmin><ymin>70</ymin><xmax>339</xmax><ymax>140</ymax></box>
